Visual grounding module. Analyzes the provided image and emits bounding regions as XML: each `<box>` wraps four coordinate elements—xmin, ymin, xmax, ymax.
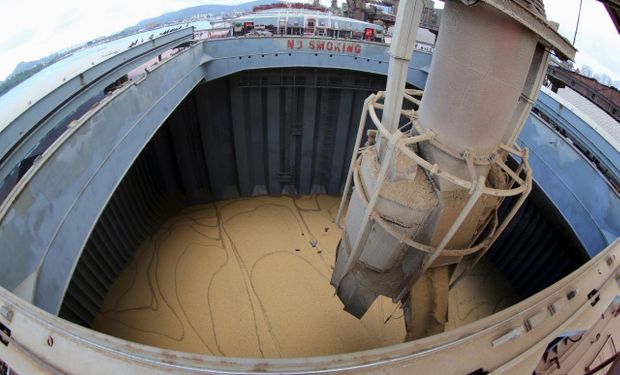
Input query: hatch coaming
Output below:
<box><xmin>0</xmin><ymin>30</ymin><xmax>616</xmax><ymax>375</ymax></box>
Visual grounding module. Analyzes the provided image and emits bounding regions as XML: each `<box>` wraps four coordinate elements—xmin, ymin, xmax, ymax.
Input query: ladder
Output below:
<box><xmin>305</xmin><ymin>17</ymin><xmax>316</xmax><ymax>35</ymax></box>
<box><xmin>279</xmin><ymin>19</ymin><xmax>287</xmax><ymax>35</ymax></box>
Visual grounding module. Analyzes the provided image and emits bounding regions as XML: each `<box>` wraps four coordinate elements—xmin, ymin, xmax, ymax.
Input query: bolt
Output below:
<box><xmin>0</xmin><ymin>305</ymin><xmax>13</xmax><ymax>322</ymax></box>
<box><xmin>47</xmin><ymin>336</ymin><xmax>54</xmax><ymax>347</ymax></box>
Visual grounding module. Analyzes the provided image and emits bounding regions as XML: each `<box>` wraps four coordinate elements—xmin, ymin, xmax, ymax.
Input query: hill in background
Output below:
<box><xmin>135</xmin><ymin>0</ymin><xmax>274</xmax><ymax>27</ymax></box>
<box><xmin>2</xmin><ymin>0</ymin><xmax>272</xmax><ymax>97</ymax></box>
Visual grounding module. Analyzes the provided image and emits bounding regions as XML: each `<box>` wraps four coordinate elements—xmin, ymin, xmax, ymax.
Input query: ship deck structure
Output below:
<box><xmin>0</xmin><ymin>1</ymin><xmax>618</xmax><ymax>373</ymax></box>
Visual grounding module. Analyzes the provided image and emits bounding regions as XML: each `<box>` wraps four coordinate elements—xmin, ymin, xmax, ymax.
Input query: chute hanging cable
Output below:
<box><xmin>573</xmin><ymin>0</ymin><xmax>583</xmax><ymax>45</ymax></box>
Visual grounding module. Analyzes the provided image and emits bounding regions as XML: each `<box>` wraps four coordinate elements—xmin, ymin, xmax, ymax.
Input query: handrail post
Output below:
<box><xmin>335</xmin><ymin>96</ymin><xmax>372</xmax><ymax>227</ymax></box>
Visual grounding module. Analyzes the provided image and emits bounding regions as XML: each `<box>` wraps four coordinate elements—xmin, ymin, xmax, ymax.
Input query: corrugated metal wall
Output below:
<box><xmin>58</xmin><ymin>154</ymin><xmax>175</xmax><ymax>325</ymax></box>
<box><xmin>59</xmin><ymin>67</ymin><xmax>587</xmax><ymax>326</ymax></box>
<box><xmin>197</xmin><ymin>68</ymin><xmax>387</xmax><ymax>199</ymax></box>
<box><xmin>59</xmin><ymin>68</ymin><xmax>387</xmax><ymax>325</ymax></box>
<box><xmin>486</xmin><ymin>185</ymin><xmax>588</xmax><ymax>298</ymax></box>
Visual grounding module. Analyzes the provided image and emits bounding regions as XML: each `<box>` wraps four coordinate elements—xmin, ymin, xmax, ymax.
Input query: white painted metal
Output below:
<box><xmin>335</xmin><ymin>96</ymin><xmax>371</xmax><ymax>226</ymax></box>
<box><xmin>0</xmin><ymin>240</ymin><xmax>618</xmax><ymax>374</ymax></box>
<box><xmin>338</xmin><ymin>129</ymin><xmax>404</xmax><ymax>282</ymax></box>
<box><xmin>503</xmin><ymin>46</ymin><xmax>550</xmax><ymax>148</ymax></box>
<box><xmin>331</xmin><ymin>85</ymin><xmax>534</xmax><ymax>317</ymax></box>
<box><xmin>381</xmin><ymin>0</ymin><xmax>424</xmax><ymax>135</ymax></box>
<box><xmin>331</xmin><ymin>0</ymin><xmax>571</xmax><ymax>319</ymax></box>
<box><xmin>417</xmin><ymin>0</ymin><xmax>538</xmax><ymax>186</ymax></box>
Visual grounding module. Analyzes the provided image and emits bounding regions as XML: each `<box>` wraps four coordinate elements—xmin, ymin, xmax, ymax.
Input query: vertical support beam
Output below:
<box><xmin>313</xmin><ymin>88</ymin><xmax>329</xmax><ymax>189</ymax></box>
<box><xmin>503</xmin><ymin>46</ymin><xmax>551</xmax><ymax>148</ymax></box>
<box><xmin>229</xmin><ymin>77</ymin><xmax>252</xmax><ymax>196</ymax></box>
<box><xmin>169</xmin><ymin>97</ymin><xmax>206</xmax><ymax>199</ymax></box>
<box><xmin>266</xmin><ymin>87</ymin><xmax>282</xmax><ymax>195</ymax></box>
<box><xmin>379</xmin><ymin>0</ymin><xmax>424</xmax><ymax>156</ymax></box>
<box><xmin>328</xmin><ymin>88</ymin><xmax>354</xmax><ymax>194</ymax></box>
<box><xmin>196</xmin><ymin>82</ymin><xmax>221</xmax><ymax>198</ymax></box>
<box><xmin>188</xmin><ymin>92</ymin><xmax>211</xmax><ymax>198</ymax></box>
<box><xmin>283</xmin><ymin>86</ymin><xmax>295</xmax><ymax>192</ymax></box>
<box><xmin>249</xmin><ymin>87</ymin><xmax>266</xmax><ymax>194</ymax></box>
<box><xmin>197</xmin><ymin>79</ymin><xmax>239</xmax><ymax>199</ymax></box>
<box><xmin>335</xmin><ymin>96</ymin><xmax>371</xmax><ymax>226</ymax></box>
<box><xmin>149</xmin><ymin>125</ymin><xmax>182</xmax><ymax>197</ymax></box>
<box><xmin>342</xmin><ymin>89</ymin><xmax>369</xmax><ymax>192</ymax></box>
<box><xmin>300</xmin><ymin>87</ymin><xmax>318</xmax><ymax>194</ymax></box>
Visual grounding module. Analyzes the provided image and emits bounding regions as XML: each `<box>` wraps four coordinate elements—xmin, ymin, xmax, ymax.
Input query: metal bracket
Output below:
<box><xmin>0</xmin><ymin>304</ymin><xmax>13</xmax><ymax>322</ymax></box>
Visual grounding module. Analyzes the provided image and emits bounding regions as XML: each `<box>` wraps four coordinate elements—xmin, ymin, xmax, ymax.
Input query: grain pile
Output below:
<box><xmin>93</xmin><ymin>195</ymin><xmax>406</xmax><ymax>357</ymax></box>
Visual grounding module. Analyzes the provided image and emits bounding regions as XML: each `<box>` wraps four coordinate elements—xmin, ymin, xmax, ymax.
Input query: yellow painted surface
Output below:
<box><xmin>93</xmin><ymin>195</ymin><xmax>406</xmax><ymax>358</ymax></box>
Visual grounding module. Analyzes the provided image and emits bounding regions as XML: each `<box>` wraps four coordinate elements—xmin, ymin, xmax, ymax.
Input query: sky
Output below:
<box><xmin>0</xmin><ymin>0</ymin><xmax>618</xmax><ymax>82</ymax></box>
